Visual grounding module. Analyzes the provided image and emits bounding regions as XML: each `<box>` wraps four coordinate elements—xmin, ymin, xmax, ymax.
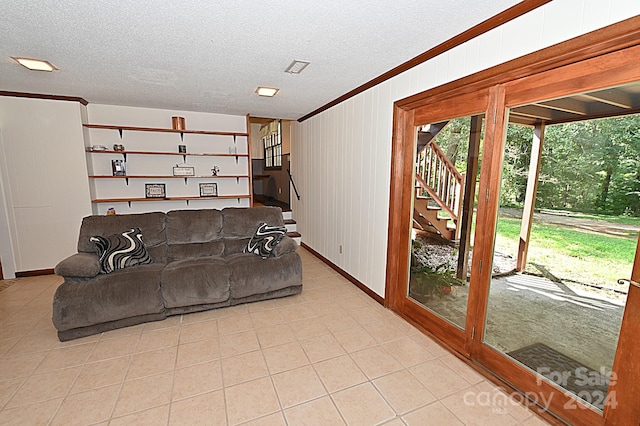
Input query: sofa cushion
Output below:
<box><xmin>226</xmin><ymin>252</ymin><xmax>302</xmax><ymax>299</ymax></box>
<box><xmin>165</xmin><ymin>209</ymin><xmax>224</xmax><ymax>262</ymax></box>
<box><xmin>243</xmin><ymin>223</ymin><xmax>287</xmax><ymax>259</ymax></box>
<box><xmin>52</xmin><ymin>263</ymin><xmax>166</xmax><ymax>331</ymax></box>
<box><xmin>91</xmin><ymin>228</ymin><xmax>152</xmax><ymax>274</ymax></box>
<box><xmin>222</xmin><ymin>206</ymin><xmax>285</xmax><ymax>254</ymax></box>
<box><xmin>161</xmin><ymin>257</ymin><xmax>230</xmax><ymax>308</ymax></box>
<box><xmin>77</xmin><ymin>212</ymin><xmax>166</xmax><ymax>263</ymax></box>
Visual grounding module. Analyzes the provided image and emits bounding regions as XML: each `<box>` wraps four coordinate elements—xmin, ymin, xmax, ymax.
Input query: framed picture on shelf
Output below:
<box><xmin>111</xmin><ymin>159</ymin><xmax>126</xmax><ymax>176</ymax></box>
<box><xmin>145</xmin><ymin>183</ymin><xmax>166</xmax><ymax>198</ymax></box>
<box><xmin>173</xmin><ymin>165</ymin><xmax>195</xmax><ymax>176</ymax></box>
<box><xmin>199</xmin><ymin>183</ymin><xmax>218</xmax><ymax>197</ymax></box>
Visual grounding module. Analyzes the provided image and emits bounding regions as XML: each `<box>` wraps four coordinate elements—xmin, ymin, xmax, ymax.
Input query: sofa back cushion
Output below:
<box><xmin>222</xmin><ymin>206</ymin><xmax>284</xmax><ymax>255</ymax></box>
<box><xmin>77</xmin><ymin>212</ymin><xmax>167</xmax><ymax>263</ymax></box>
<box><xmin>165</xmin><ymin>209</ymin><xmax>224</xmax><ymax>262</ymax></box>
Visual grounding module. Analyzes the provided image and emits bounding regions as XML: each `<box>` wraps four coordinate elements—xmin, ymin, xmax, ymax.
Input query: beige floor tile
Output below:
<box><xmin>181</xmin><ymin>308</ymin><xmax>220</xmax><ymax>324</ymax></box>
<box><xmin>262</xmin><ymin>341</ymin><xmax>310</xmax><ymax>374</ymax></box>
<box><xmin>313</xmin><ymin>355</ymin><xmax>368</xmax><ymax>393</ymax></box>
<box><xmin>373</xmin><ymin>370</ymin><xmax>437</xmax><ymax>414</ymax></box>
<box><xmin>172</xmin><ymin>359</ymin><xmax>222</xmax><ymax>401</ymax></box>
<box><xmin>217</xmin><ymin>313</ymin><xmax>255</xmax><ymax>335</ymax></box>
<box><xmin>210</xmin><ymin>304</ymin><xmax>249</xmax><ymax>319</ymax></box>
<box><xmin>350</xmin><ymin>347</ymin><xmax>403</xmax><ymax>380</ymax></box>
<box><xmin>255</xmin><ymin>323</ymin><xmax>297</xmax><ymax>348</ymax></box>
<box><xmin>225</xmin><ymin>377</ymin><xmax>280</xmax><ymax>425</ymax></box>
<box><xmin>219</xmin><ymin>330</ymin><xmax>260</xmax><ymax>358</ymax></box>
<box><xmin>0</xmin><ymin>377</ymin><xmax>24</xmax><ymax>408</ymax></box>
<box><xmin>271</xmin><ymin>365</ymin><xmax>327</xmax><ymax>408</ymax></box>
<box><xmin>410</xmin><ymin>359</ymin><xmax>472</xmax><ymax>399</ymax></box>
<box><xmin>441</xmin><ymin>385</ymin><xmax>520</xmax><ymax>426</ymax></box>
<box><xmin>136</xmin><ymin>326</ymin><xmax>180</xmax><ymax>352</ymax></box>
<box><xmin>6</xmin><ymin>366</ymin><xmax>80</xmax><ymax>408</ymax></box>
<box><xmin>169</xmin><ymin>390</ymin><xmax>227</xmax><ymax>425</ymax></box>
<box><xmin>410</xmin><ymin>332</ymin><xmax>449</xmax><ymax>357</ymax></box>
<box><xmin>242</xmin><ymin>411</ymin><xmax>287</xmax><ymax>425</ymax></box>
<box><xmin>333</xmin><ymin>326</ymin><xmax>378</xmax><ymax>353</ymax></box>
<box><xmin>70</xmin><ymin>355</ymin><xmax>131</xmax><ymax>394</ymax></box>
<box><xmin>88</xmin><ymin>333</ymin><xmax>140</xmax><ymax>362</ymax></box>
<box><xmin>362</xmin><ymin>320</ymin><xmax>406</xmax><ymax>344</ymax></box>
<box><xmin>178</xmin><ymin>319</ymin><xmax>218</xmax><ymax>344</ymax></box>
<box><xmin>113</xmin><ymin>372</ymin><xmax>174</xmax><ymax>417</ymax></box>
<box><xmin>250</xmin><ymin>308</ymin><xmax>287</xmax><ymax>327</ymax></box>
<box><xmin>126</xmin><ymin>346</ymin><xmax>178</xmax><ymax>380</ymax></box>
<box><xmin>288</xmin><ymin>318</ymin><xmax>330</xmax><ymax>340</ymax></box>
<box><xmin>382</xmin><ymin>336</ymin><xmax>437</xmax><ymax>368</ymax></box>
<box><xmin>222</xmin><ymin>349</ymin><xmax>269</xmax><ymax>386</ymax></box>
<box><xmin>279</xmin><ymin>303</ymin><xmax>317</xmax><ymax>323</ymax></box>
<box><xmin>440</xmin><ymin>353</ymin><xmax>485</xmax><ymax>384</ymax></box>
<box><xmin>402</xmin><ymin>401</ymin><xmax>464</xmax><ymax>426</ymax></box>
<box><xmin>4</xmin><ymin>331</ymin><xmax>60</xmax><ymax>356</ymax></box>
<box><xmin>332</xmin><ymin>382</ymin><xmax>396</xmax><ymax>426</ymax></box>
<box><xmin>475</xmin><ymin>381</ymin><xmax>536</xmax><ymax>422</ymax></box>
<box><xmin>246</xmin><ymin>298</ymin><xmax>280</xmax><ymax>313</ymax></box>
<box><xmin>35</xmin><ymin>342</ymin><xmax>96</xmax><ymax>373</ymax></box>
<box><xmin>300</xmin><ymin>333</ymin><xmax>345</xmax><ymax>363</ymax></box>
<box><xmin>350</xmin><ymin>306</ymin><xmax>386</xmax><ymax>325</ymax></box>
<box><xmin>319</xmin><ymin>309</ymin><xmax>360</xmax><ymax>333</ymax></box>
<box><xmin>100</xmin><ymin>323</ymin><xmax>144</xmax><ymax>340</ymax></box>
<box><xmin>109</xmin><ymin>404</ymin><xmax>170</xmax><ymax>426</ymax></box>
<box><xmin>284</xmin><ymin>395</ymin><xmax>346</xmax><ymax>425</ymax></box>
<box><xmin>0</xmin><ymin>337</ymin><xmax>19</xmax><ymax>357</ymax></box>
<box><xmin>176</xmin><ymin>337</ymin><xmax>220</xmax><ymax>368</ymax></box>
<box><xmin>0</xmin><ymin>351</ymin><xmax>47</xmax><ymax>380</ymax></box>
<box><xmin>50</xmin><ymin>384</ymin><xmax>120</xmax><ymax>426</ymax></box>
<box><xmin>522</xmin><ymin>414</ymin><xmax>552</xmax><ymax>425</ymax></box>
<box><xmin>0</xmin><ymin>397</ymin><xmax>61</xmax><ymax>425</ymax></box>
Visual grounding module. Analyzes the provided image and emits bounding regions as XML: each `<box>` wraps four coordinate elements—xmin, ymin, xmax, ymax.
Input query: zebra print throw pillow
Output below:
<box><xmin>243</xmin><ymin>222</ymin><xmax>287</xmax><ymax>259</ymax></box>
<box><xmin>90</xmin><ymin>228</ymin><xmax>152</xmax><ymax>274</ymax></box>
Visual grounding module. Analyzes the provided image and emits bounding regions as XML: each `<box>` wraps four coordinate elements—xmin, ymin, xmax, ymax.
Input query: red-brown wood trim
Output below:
<box><xmin>15</xmin><ymin>268</ymin><xmax>55</xmax><ymax>277</ymax></box>
<box><xmin>397</xmin><ymin>15</ymin><xmax>640</xmax><ymax>111</ymax></box>
<box><xmin>0</xmin><ymin>91</ymin><xmax>88</xmax><ymax>106</ymax></box>
<box><xmin>297</xmin><ymin>0</ymin><xmax>551</xmax><ymax>122</ymax></box>
<box><xmin>246</xmin><ymin>114</ymin><xmax>255</xmax><ymax>207</ymax></box>
<box><xmin>300</xmin><ymin>242</ymin><xmax>384</xmax><ymax>305</ymax></box>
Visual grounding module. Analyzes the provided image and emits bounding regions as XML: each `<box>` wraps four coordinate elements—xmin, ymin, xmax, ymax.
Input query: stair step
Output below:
<box><xmin>287</xmin><ymin>231</ymin><xmax>301</xmax><ymax>238</ymax></box>
<box><xmin>284</xmin><ymin>219</ymin><xmax>296</xmax><ymax>225</ymax></box>
<box><xmin>282</xmin><ymin>211</ymin><xmax>293</xmax><ymax>220</ymax></box>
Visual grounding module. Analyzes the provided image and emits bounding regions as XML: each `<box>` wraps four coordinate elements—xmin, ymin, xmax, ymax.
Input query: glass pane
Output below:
<box><xmin>483</xmin><ymin>100</ymin><xmax>638</xmax><ymax>411</ymax></box>
<box><xmin>408</xmin><ymin>114</ymin><xmax>485</xmax><ymax>329</ymax></box>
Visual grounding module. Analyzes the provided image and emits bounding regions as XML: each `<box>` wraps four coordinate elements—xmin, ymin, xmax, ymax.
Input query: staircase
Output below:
<box><xmin>283</xmin><ymin>210</ymin><xmax>301</xmax><ymax>245</ymax></box>
<box><xmin>414</xmin><ymin>124</ymin><xmax>464</xmax><ymax>241</ymax></box>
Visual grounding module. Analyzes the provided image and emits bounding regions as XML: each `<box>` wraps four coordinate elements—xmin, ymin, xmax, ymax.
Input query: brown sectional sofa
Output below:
<box><xmin>52</xmin><ymin>206</ymin><xmax>302</xmax><ymax>341</ymax></box>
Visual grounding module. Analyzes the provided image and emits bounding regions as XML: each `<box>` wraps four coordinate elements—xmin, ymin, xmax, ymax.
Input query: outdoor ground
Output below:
<box><xmin>411</xmin><ymin>209</ymin><xmax>636</xmax><ymax>373</ymax></box>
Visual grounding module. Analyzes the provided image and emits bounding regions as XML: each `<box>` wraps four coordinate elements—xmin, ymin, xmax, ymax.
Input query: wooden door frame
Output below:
<box><xmin>386</xmin><ymin>16</ymin><xmax>640</xmax><ymax>426</ymax></box>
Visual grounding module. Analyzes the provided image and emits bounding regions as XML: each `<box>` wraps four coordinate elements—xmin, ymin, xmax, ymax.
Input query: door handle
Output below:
<box><xmin>617</xmin><ymin>279</ymin><xmax>640</xmax><ymax>288</ymax></box>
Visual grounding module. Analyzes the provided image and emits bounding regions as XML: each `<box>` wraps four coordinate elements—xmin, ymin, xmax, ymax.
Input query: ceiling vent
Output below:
<box><xmin>285</xmin><ymin>60</ymin><xmax>310</xmax><ymax>74</ymax></box>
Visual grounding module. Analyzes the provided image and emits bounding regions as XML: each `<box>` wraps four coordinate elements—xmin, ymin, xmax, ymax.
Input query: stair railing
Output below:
<box><xmin>287</xmin><ymin>169</ymin><xmax>301</xmax><ymax>200</ymax></box>
<box><xmin>416</xmin><ymin>141</ymin><xmax>464</xmax><ymax>229</ymax></box>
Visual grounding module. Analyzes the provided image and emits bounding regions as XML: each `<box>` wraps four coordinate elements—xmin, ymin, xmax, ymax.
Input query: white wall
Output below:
<box><xmin>86</xmin><ymin>105</ymin><xmax>251</xmax><ymax>215</ymax></box>
<box><xmin>0</xmin><ymin>97</ymin><xmax>92</xmax><ymax>275</ymax></box>
<box><xmin>292</xmin><ymin>0</ymin><xmax>640</xmax><ymax>297</ymax></box>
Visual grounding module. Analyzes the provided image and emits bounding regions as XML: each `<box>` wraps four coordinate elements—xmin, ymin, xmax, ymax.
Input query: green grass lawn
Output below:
<box><xmin>494</xmin><ymin>217</ymin><xmax>636</xmax><ymax>287</ymax></box>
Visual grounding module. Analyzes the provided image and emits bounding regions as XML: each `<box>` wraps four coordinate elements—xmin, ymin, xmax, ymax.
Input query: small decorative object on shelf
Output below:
<box><xmin>211</xmin><ymin>165</ymin><xmax>220</xmax><ymax>176</ymax></box>
<box><xmin>228</xmin><ymin>146</ymin><xmax>237</xmax><ymax>154</ymax></box>
<box><xmin>199</xmin><ymin>183</ymin><xmax>218</xmax><ymax>197</ymax></box>
<box><xmin>145</xmin><ymin>183</ymin><xmax>166</xmax><ymax>198</ymax></box>
<box><xmin>107</xmin><ymin>207</ymin><xmax>116</xmax><ymax>215</ymax></box>
<box><xmin>112</xmin><ymin>159</ymin><xmax>126</xmax><ymax>176</ymax></box>
<box><xmin>171</xmin><ymin>116</ymin><xmax>186</xmax><ymax>130</ymax></box>
<box><xmin>178</xmin><ymin>144</ymin><xmax>186</xmax><ymax>153</ymax></box>
<box><xmin>173</xmin><ymin>164</ymin><xmax>195</xmax><ymax>176</ymax></box>
<box><xmin>89</xmin><ymin>145</ymin><xmax>107</xmax><ymax>151</ymax></box>
<box><xmin>113</xmin><ymin>144</ymin><xmax>125</xmax><ymax>152</ymax></box>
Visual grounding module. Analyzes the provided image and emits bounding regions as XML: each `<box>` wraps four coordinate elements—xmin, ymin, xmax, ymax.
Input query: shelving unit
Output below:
<box><xmin>84</xmin><ymin>118</ymin><xmax>253</xmax><ymax>213</ymax></box>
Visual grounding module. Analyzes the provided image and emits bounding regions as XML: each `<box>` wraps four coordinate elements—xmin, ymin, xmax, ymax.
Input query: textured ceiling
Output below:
<box><xmin>0</xmin><ymin>0</ymin><xmax>520</xmax><ymax>120</ymax></box>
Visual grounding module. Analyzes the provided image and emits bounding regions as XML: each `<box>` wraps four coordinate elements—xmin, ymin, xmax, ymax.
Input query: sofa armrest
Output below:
<box><xmin>54</xmin><ymin>253</ymin><xmax>101</xmax><ymax>278</ymax></box>
<box><xmin>273</xmin><ymin>236</ymin><xmax>298</xmax><ymax>257</ymax></box>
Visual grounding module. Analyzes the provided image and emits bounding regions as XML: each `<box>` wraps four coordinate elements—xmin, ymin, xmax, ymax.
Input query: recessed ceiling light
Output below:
<box><xmin>11</xmin><ymin>57</ymin><xmax>58</xmax><ymax>72</ymax></box>
<box><xmin>256</xmin><ymin>87</ymin><xmax>279</xmax><ymax>97</ymax></box>
<box><xmin>284</xmin><ymin>60</ymin><xmax>310</xmax><ymax>74</ymax></box>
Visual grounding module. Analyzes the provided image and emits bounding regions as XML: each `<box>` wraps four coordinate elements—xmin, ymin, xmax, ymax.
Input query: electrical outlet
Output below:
<box><xmin>278</xmin><ymin>187</ymin><xmax>282</xmax><ymax>194</ymax></box>
<box><xmin>339</xmin><ymin>245</ymin><xmax>343</xmax><ymax>254</ymax></box>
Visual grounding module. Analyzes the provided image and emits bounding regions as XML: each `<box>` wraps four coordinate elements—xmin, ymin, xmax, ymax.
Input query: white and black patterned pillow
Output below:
<box><xmin>90</xmin><ymin>228</ymin><xmax>152</xmax><ymax>274</ymax></box>
<box><xmin>243</xmin><ymin>223</ymin><xmax>287</xmax><ymax>259</ymax></box>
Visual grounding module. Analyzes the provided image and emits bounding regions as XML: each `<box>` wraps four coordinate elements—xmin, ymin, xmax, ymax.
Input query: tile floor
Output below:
<box><xmin>0</xmin><ymin>248</ymin><xmax>551</xmax><ymax>425</ymax></box>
